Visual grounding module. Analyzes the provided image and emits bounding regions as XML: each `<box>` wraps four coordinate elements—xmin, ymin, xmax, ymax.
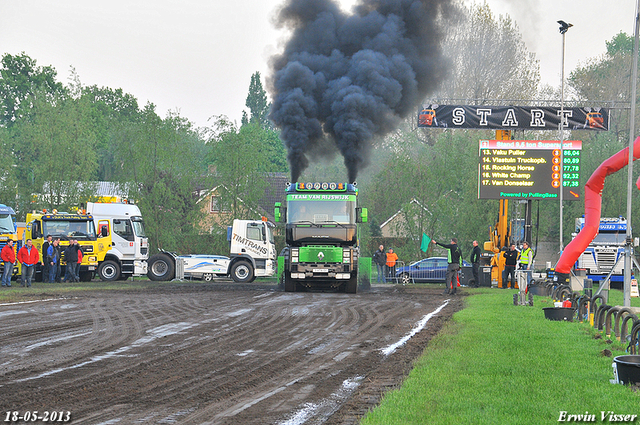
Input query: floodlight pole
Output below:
<box><xmin>559</xmin><ymin>26</ymin><xmax>568</xmax><ymax>253</ymax></box>
<box><xmin>624</xmin><ymin>0</ymin><xmax>640</xmax><ymax>307</ymax></box>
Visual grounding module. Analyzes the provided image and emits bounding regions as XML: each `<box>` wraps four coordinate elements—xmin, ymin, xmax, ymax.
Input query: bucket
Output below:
<box><xmin>613</xmin><ymin>355</ymin><xmax>640</xmax><ymax>385</ymax></box>
<box><xmin>543</xmin><ymin>307</ymin><xmax>574</xmax><ymax>322</ymax></box>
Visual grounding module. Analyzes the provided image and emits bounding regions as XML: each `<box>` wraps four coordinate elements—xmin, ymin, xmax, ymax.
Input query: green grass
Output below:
<box><xmin>362</xmin><ymin>288</ymin><xmax>640</xmax><ymax>425</ymax></box>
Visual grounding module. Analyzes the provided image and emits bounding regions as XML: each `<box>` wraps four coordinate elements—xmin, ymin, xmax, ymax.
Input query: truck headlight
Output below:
<box><xmin>291</xmin><ymin>248</ymin><xmax>299</xmax><ymax>263</ymax></box>
<box><xmin>343</xmin><ymin>249</ymin><xmax>351</xmax><ymax>263</ymax></box>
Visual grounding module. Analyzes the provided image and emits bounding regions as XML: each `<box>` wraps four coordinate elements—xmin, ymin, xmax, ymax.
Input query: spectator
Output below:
<box><xmin>385</xmin><ymin>248</ymin><xmax>398</xmax><ymax>281</ymax></box>
<box><xmin>373</xmin><ymin>244</ymin><xmax>386</xmax><ymax>283</ymax></box>
<box><xmin>470</xmin><ymin>240</ymin><xmax>481</xmax><ymax>288</ymax></box>
<box><xmin>64</xmin><ymin>239</ymin><xmax>81</xmax><ymax>283</ymax></box>
<box><xmin>18</xmin><ymin>239</ymin><xmax>40</xmax><ymax>287</ymax></box>
<box><xmin>42</xmin><ymin>235</ymin><xmax>52</xmax><ymax>283</ymax></box>
<box><xmin>1</xmin><ymin>239</ymin><xmax>15</xmax><ymax>287</ymax></box>
<box><xmin>502</xmin><ymin>244</ymin><xmax>518</xmax><ymax>289</ymax></box>
<box><xmin>47</xmin><ymin>238</ymin><xmax>61</xmax><ymax>284</ymax></box>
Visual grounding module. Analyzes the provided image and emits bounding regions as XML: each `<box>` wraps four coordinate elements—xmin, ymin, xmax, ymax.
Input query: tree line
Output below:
<box><xmin>0</xmin><ymin>2</ymin><xmax>638</xmax><ymax>263</ymax></box>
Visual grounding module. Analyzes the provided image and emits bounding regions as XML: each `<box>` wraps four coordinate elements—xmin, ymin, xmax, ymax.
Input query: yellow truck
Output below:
<box><xmin>24</xmin><ymin>210</ymin><xmax>112</xmax><ymax>281</ymax></box>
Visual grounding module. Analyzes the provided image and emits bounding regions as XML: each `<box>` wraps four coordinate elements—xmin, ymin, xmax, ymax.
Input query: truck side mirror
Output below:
<box><xmin>98</xmin><ymin>220</ymin><xmax>110</xmax><ymax>237</ymax></box>
<box><xmin>356</xmin><ymin>208</ymin><xmax>368</xmax><ymax>223</ymax></box>
<box><xmin>274</xmin><ymin>203</ymin><xmax>281</xmax><ymax>223</ymax></box>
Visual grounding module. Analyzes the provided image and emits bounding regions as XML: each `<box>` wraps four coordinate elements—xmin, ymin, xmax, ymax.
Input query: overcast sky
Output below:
<box><xmin>0</xmin><ymin>1</ymin><xmax>637</xmax><ymax>129</ymax></box>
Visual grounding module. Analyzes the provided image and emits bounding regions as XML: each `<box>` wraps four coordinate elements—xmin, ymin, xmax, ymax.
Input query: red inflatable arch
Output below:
<box><xmin>556</xmin><ymin>136</ymin><xmax>640</xmax><ymax>274</ymax></box>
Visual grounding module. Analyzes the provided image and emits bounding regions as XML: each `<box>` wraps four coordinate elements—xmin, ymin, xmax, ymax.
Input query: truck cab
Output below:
<box><xmin>573</xmin><ymin>216</ymin><xmax>628</xmax><ymax>283</ymax></box>
<box><xmin>275</xmin><ymin>182</ymin><xmax>367</xmax><ymax>293</ymax></box>
<box><xmin>86</xmin><ymin>201</ymin><xmax>149</xmax><ymax>281</ymax></box>
<box><xmin>25</xmin><ymin>211</ymin><xmax>111</xmax><ymax>281</ymax></box>
<box><xmin>145</xmin><ymin>218</ymin><xmax>276</xmax><ymax>282</ymax></box>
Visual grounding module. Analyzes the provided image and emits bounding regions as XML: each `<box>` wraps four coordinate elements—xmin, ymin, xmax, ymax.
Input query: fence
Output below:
<box><xmin>371</xmin><ymin>261</ymin><xmax>408</xmax><ymax>283</ymax></box>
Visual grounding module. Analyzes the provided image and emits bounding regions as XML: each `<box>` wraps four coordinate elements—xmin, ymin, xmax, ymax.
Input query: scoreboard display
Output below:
<box><xmin>478</xmin><ymin>140</ymin><xmax>582</xmax><ymax>200</ymax></box>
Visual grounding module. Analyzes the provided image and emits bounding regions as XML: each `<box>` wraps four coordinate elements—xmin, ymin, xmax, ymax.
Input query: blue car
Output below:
<box><xmin>395</xmin><ymin>256</ymin><xmax>471</xmax><ymax>284</ymax></box>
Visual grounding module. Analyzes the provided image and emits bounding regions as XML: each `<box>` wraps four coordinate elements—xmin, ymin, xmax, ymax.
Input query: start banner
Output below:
<box><xmin>418</xmin><ymin>105</ymin><xmax>609</xmax><ymax>131</ymax></box>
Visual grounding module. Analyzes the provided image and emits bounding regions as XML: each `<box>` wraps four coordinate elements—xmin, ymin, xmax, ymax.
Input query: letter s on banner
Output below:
<box><xmin>452</xmin><ymin>107</ymin><xmax>465</xmax><ymax>126</ymax></box>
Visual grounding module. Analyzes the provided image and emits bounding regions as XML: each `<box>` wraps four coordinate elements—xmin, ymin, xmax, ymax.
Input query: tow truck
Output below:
<box><xmin>24</xmin><ymin>210</ymin><xmax>111</xmax><ymax>281</ymax></box>
<box><xmin>86</xmin><ymin>201</ymin><xmax>148</xmax><ymax>281</ymax></box>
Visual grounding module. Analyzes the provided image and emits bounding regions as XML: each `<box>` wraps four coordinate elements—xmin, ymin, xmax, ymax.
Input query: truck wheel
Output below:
<box><xmin>284</xmin><ymin>272</ymin><xmax>296</xmax><ymax>292</ymax></box>
<box><xmin>230</xmin><ymin>261</ymin><xmax>254</xmax><ymax>283</ymax></box>
<box><xmin>98</xmin><ymin>260</ymin><xmax>120</xmax><ymax>281</ymax></box>
<box><xmin>147</xmin><ymin>253</ymin><xmax>175</xmax><ymax>281</ymax></box>
<box><xmin>345</xmin><ymin>274</ymin><xmax>358</xmax><ymax>294</ymax></box>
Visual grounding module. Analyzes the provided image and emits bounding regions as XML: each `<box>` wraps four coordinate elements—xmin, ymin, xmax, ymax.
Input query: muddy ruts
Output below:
<box><xmin>269</xmin><ymin>0</ymin><xmax>456</xmax><ymax>182</ymax></box>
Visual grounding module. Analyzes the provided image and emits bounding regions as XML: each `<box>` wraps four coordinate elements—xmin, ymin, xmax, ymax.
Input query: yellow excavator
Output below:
<box><xmin>483</xmin><ymin>130</ymin><xmax>512</xmax><ymax>288</ymax></box>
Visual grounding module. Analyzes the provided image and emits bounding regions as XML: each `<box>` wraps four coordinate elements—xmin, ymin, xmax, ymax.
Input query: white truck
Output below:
<box><xmin>573</xmin><ymin>216</ymin><xmax>628</xmax><ymax>284</ymax></box>
<box><xmin>146</xmin><ymin>219</ymin><xmax>277</xmax><ymax>282</ymax></box>
<box><xmin>86</xmin><ymin>201</ymin><xmax>149</xmax><ymax>281</ymax></box>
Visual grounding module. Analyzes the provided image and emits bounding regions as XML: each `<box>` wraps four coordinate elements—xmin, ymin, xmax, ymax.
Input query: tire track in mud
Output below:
<box><xmin>0</xmin><ymin>285</ymin><xmax>461</xmax><ymax>424</ymax></box>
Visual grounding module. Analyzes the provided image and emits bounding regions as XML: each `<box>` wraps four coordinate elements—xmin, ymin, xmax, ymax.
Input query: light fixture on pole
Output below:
<box><xmin>557</xmin><ymin>20</ymin><xmax>572</xmax><ymax>253</ymax></box>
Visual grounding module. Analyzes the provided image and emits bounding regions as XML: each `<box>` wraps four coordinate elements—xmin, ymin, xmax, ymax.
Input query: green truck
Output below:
<box><xmin>275</xmin><ymin>182</ymin><xmax>367</xmax><ymax>293</ymax></box>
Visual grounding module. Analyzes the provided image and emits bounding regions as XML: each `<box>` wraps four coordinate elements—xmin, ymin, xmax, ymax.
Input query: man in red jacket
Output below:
<box><xmin>18</xmin><ymin>239</ymin><xmax>39</xmax><ymax>287</ymax></box>
<box><xmin>1</xmin><ymin>239</ymin><xmax>15</xmax><ymax>287</ymax></box>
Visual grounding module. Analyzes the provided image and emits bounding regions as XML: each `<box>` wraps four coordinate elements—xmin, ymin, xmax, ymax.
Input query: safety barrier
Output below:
<box><xmin>532</xmin><ymin>279</ymin><xmax>640</xmax><ymax>355</ymax></box>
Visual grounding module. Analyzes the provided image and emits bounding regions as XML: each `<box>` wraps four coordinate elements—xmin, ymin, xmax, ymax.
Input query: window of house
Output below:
<box><xmin>211</xmin><ymin>196</ymin><xmax>230</xmax><ymax>213</ymax></box>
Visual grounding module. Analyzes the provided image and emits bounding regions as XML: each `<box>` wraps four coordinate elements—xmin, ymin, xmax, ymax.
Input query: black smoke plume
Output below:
<box><xmin>269</xmin><ymin>0</ymin><xmax>455</xmax><ymax>183</ymax></box>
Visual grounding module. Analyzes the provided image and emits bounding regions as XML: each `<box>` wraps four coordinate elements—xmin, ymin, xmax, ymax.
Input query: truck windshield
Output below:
<box><xmin>131</xmin><ymin>217</ymin><xmax>146</xmax><ymax>238</ymax></box>
<box><xmin>0</xmin><ymin>214</ymin><xmax>14</xmax><ymax>233</ymax></box>
<box><xmin>288</xmin><ymin>200</ymin><xmax>356</xmax><ymax>224</ymax></box>
<box><xmin>592</xmin><ymin>232</ymin><xmax>626</xmax><ymax>245</ymax></box>
<box><xmin>43</xmin><ymin>220</ymin><xmax>97</xmax><ymax>240</ymax></box>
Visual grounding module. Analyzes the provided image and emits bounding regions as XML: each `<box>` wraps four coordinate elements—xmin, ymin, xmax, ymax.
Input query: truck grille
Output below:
<box><xmin>141</xmin><ymin>247</ymin><xmax>148</xmax><ymax>255</ymax></box>
<box><xmin>595</xmin><ymin>252</ymin><xmax>616</xmax><ymax>271</ymax></box>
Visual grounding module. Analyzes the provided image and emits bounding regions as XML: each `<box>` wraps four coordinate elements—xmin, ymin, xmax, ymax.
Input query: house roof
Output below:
<box><xmin>42</xmin><ymin>181</ymin><xmax>132</xmax><ymax>199</ymax></box>
<box><xmin>198</xmin><ymin>172</ymin><xmax>289</xmax><ymax>222</ymax></box>
<box><xmin>257</xmin><ymin>172</ymin><xmax>289</xmax><ymax>220</ymax></box>
<box><xmin>379</xmin><ymin>198</ymin><xmax>432</xmax><ymax>229</ymax></box>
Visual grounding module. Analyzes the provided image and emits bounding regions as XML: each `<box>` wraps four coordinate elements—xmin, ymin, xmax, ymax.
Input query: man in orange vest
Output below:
<box><xmin>386</xmin><ymin>248</ymin><xmax>399</xmax><ymax>282</ymax></box>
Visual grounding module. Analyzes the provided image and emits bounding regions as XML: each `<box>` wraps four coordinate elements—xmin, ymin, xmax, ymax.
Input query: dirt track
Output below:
<box><xmin>0</xmin><ymin>283</ymin><xmax>463</xmax><ymax>424</ymax></box>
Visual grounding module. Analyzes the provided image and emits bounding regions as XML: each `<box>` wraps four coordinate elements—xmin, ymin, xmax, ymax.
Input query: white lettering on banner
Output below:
<box><xmin>530</xmin><ymin>109</ymin><xmax>545</xmax><ymax>127</ymax></box>
<box><xmin>476</xmin><ymin>108</ymin><xmax>491</xmax><ymax>125</ymax></box>
<box><xmin>557</xmin><ymin>109</ymin><xmax>573</xmax><ymax>127</ymax></box>
<box><xmin>452</xmin><ymin>107</ymin><xmax>465</xmax><ymax>125</ymax></box>
<box><xmin>290</xmin><ymin>194</ymin><xmax>350</xmax><ymax>201</ymax></box>
<box><xmin>502</xmin><ymin>108</ymin><xmax>519</xmax><ymax>127</ymax></box>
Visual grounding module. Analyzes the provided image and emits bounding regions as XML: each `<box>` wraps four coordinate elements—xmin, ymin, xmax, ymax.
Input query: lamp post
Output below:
<box><xmin>624</xmin><ymin>2</ymin><xmax>640</xmax><ymax>307</ymax></box>
<box><xmin>558</xmin><ymin>20</ymin><xmax>572</xmax><ymax>253</ymax></box>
